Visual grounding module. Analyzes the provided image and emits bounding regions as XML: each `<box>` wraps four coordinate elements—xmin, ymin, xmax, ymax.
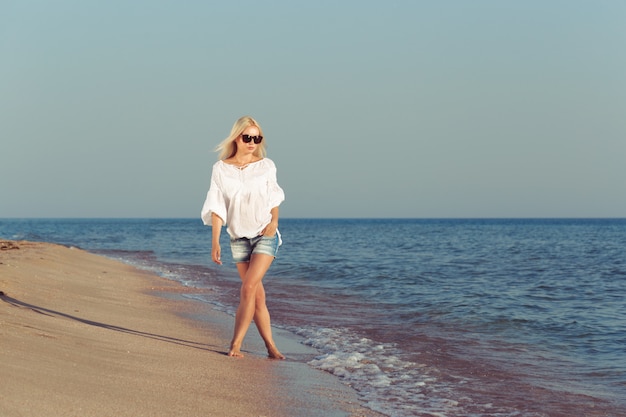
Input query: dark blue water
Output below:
<box><xmin>2</xmin><ymin>218</ymin><xmax>625</xmax><ymax>417</ymax></box>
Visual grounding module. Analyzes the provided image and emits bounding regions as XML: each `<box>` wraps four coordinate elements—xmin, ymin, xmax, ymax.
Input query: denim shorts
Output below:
<box><xmin>230</xmin><ymin>234</ymin><xmax>279</xmax><ymax>263</ymax></box>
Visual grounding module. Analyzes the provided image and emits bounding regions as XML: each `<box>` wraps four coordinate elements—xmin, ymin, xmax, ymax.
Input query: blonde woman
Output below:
<box><xmin>201</xmin><ymin>116</ymin><xmax>285</xmax><ymax>359</ymax></box>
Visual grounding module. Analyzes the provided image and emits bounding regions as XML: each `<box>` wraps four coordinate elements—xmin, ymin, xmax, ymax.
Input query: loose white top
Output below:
<box><xmin>201</xmin><ymin>158</ymin><xmax>285</xmax><ymax>239</ymax></box>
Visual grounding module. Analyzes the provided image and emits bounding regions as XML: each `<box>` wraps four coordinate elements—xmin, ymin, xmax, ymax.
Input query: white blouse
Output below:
<box><xmin>201</xmin><ymin>158</ymin><xmax>285</xmax><ymax>240</ymax></box>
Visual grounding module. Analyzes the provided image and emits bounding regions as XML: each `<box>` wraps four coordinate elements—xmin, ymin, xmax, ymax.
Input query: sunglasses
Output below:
<box><xmin>241</xmin><ymin>134</ymin><xmax>263</xmax><ymax>144</ymax></box>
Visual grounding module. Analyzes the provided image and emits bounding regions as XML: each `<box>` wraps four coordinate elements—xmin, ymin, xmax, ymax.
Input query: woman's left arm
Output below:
<box><xmin>261</xmin><ymin>206</ymin><xmax>280</xmax><ymax>237</ymax></box>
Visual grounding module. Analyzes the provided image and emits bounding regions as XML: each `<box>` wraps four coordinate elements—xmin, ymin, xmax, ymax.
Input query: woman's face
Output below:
<box><xmin>236</xmin><ymin>126</ymin><xmax>261</xmax><ymax>154</ymax></box>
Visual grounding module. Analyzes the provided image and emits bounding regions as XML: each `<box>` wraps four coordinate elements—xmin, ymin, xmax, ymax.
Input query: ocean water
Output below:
<box><xmin>1</xmin><ymin>218</ymin><xmax>625</xmax><ymax>417</ymax></box>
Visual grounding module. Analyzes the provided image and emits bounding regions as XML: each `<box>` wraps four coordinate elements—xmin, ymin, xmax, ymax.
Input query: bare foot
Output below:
<box><xmin>228</xmin><ymin>349</ymin><xmax>244</xmax><ymax>358</ymax></box>
<box><xmin>267</xmin><ymin>345</ymin><xmax>285</xmax><ymax>360</ymax></box>
<box><xmin>228</xmin><ymin>347</ymin><xmax>244</xmax><ymax>358</ymax></box>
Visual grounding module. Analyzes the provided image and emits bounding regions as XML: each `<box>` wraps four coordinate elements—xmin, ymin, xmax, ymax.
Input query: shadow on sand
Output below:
<box><xmin>1</xmin><ymin>292</ymin><xmax>225</xmax><ymax>355</ymax></box>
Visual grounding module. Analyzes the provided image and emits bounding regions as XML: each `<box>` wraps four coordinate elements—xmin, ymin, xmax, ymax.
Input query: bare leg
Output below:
<box><xmin>229</xmin><ymin>254</ymin><xmax>284</xmax><ymax>359</ymax></box>
<box><xmin>251</xmin><ymin>282</ymin><xmax>285</xmax><ymax>359</ymax></box>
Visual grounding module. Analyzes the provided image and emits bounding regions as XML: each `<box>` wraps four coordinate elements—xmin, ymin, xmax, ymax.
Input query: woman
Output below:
<box><xmin>201</xmin><ymin>116</ymin><xmax>285</xmax><ymax>359</ymax></box>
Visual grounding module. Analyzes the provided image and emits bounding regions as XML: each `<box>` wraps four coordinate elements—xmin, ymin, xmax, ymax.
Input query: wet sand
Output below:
<box><xmin>0</xmin><ymin>241</ymin><xmax>383</xmax><ymax>417</ymax></box>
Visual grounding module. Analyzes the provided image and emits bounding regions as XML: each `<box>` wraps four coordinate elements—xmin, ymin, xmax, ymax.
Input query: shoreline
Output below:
<box><xmin>0</xmin><ymin>240</ymin><xmax>383</xmax><ymax>417</ymax></box>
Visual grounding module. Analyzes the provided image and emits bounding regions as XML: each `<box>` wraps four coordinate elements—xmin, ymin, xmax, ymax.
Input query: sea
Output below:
<box><xmin>1</xmin><ymin>218</ymin><xmax>625</xmax><ymax>417</ymax></box>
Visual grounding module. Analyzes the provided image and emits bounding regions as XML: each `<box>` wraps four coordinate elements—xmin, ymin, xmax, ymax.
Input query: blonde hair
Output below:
<box><xmin>215</xmin><ymin>116</ymin><xmax>267</xmax><ymax>160</ymax></box>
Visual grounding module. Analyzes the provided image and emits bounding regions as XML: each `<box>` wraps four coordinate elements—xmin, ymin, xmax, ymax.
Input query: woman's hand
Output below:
<box><xmin>212</xmin><ymin>243</ymin><xmax>222</xmax><ymax>265</ymax></box>
<box><xmin>262</xmin><ymin>207</ymin><xmax>280</xmax><ymax>237</ymax></box>
<box><xmin>261</xmin><ymin>220</ymin><xmax>278</xmax><ymax>237</ymax></box>
<box><xmin>211</xmin><ymin>212</ymin><xmax>223</xmax><ymax>265</ymax></box>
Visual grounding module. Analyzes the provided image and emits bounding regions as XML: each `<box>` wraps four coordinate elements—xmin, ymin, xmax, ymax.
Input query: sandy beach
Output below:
<box><xmin>0</xmin><ymin>240</ymin><xmax>382</xmax><ymax>417</ymax></box>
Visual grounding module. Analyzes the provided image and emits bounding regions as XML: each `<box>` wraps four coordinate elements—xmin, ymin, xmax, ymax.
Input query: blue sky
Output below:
<box><xmin>1</xmin><ymin>0</ymin><xmax>625</xmax><ymax>218</ymax></box>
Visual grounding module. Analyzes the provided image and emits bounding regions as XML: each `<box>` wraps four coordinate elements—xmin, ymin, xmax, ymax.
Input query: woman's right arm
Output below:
<box><xmin>211</xmin><ymin>212</ymin><xmax>224</xmax><ymax>265</ymax></box>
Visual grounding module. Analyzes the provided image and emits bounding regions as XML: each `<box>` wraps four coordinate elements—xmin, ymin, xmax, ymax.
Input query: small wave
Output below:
<box><xmin>294</xmin><ymin>326</ymin><xmax>522</xmax><ymax>417</ymax></box>
<box><xmin>183</xmin><ymin>293</ymin><xmax>232</xmax><ymax>315</ymax></box>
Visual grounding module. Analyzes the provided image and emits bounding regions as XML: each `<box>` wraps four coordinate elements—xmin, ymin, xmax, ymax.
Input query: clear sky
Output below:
<box><xmin>1</xmin><ymin>0</ymin><xmax>625</xmax><ymax>218</ymax></box>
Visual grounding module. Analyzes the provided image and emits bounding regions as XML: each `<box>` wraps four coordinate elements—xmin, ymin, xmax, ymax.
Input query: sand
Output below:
<box><xmin>0</xmin><ymin>241</ymin><xmax>383</xmax><ymax>417</ymax></box>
